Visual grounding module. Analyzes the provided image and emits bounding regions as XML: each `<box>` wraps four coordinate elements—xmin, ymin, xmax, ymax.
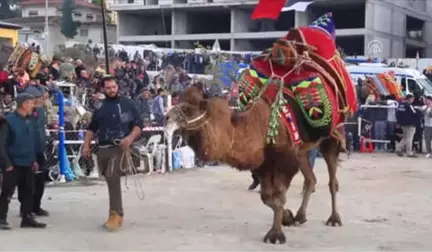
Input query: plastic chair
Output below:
<box><xmin>136</xmin><ymin>134</ymin><xmax>162</xmax><ymax>175</ymax></box>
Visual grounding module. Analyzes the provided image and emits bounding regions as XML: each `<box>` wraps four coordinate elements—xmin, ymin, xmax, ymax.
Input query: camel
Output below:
<box><xmin>165</xmin><ymin>86</ymin><xmax>342</xmax><ymax>244</ymax></box>
<box><xmin>164</xmin><ymin>13</ymin><xmax>357</xmax><ymax>244</ymax></box>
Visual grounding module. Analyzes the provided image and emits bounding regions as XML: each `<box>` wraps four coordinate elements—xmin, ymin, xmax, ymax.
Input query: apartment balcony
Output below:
<box><xmin>109</xmin><ymin>0</ymin><xmax>257</xmax><ymax>11</ymax></box>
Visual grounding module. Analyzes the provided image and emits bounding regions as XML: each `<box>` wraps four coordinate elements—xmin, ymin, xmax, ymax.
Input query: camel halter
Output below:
<box><xmin>172</xmin><ymin>105</ymin><xmax>209</xmax><ymax>131</ymax></box>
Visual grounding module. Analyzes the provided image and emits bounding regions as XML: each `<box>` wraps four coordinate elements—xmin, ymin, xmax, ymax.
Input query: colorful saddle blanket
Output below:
<box><xmin>8</xmin><ymin>45</ymin><xmax>46</xmax><ymax>78</ymax></box>
<box><xmin>238</xmin><ymin>13</ymin><xmax>357</xmax><ymax>144</ymax></box>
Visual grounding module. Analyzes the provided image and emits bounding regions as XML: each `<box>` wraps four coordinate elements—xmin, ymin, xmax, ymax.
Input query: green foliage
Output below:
<box><xmin>0</xmin><ymin>0</ymin><xmax>19</xmax><ymax>19</ymax></box>
<box><xmin>60</xmin><ymin>0</ymin><xmax>80</xmax><ymax>39</ymax></box>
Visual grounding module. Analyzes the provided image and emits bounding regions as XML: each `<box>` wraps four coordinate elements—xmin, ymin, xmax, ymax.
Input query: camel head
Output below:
<box><xmin>165</xmin><ymin>86</ymin><xmax>237</xmax><ymax>161</ymax></box>
<box><xmin>165</xmin><ymin>86</ymin><xmax>209</xmax><ymax>137</ymax></box>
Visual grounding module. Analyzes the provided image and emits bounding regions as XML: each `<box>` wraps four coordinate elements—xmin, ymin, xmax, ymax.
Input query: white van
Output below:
<box><xmin>346</xmin><ymin>64</ymin><xmax>432</xmax><ymax>96</ymax></box>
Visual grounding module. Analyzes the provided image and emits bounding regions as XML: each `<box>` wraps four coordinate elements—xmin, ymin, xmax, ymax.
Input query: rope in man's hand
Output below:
<box><xmin>109</xmin><ymin>138</ymin><xmax>146</xmax><ymax>201</ymax></box>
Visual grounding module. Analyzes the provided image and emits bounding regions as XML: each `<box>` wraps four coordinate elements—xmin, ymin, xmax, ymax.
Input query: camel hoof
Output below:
<box><xmin>326</xmin><ymin>212</ymin><xmax>342</xmax><ymax>226</ymax></box>
<box><xmin>263</xmin><ymin>228</ymin><xmax>286</xmax><ymax>244</ymax></box>
<box><xmin>282</xmin><ymin>209</ymin><xmax>295</xmax><ymax>226</ymax></box>
<box><xmin>294</xmin><ymin>212</ymin><xmax>307</xmax><ymax>225</ymax></box>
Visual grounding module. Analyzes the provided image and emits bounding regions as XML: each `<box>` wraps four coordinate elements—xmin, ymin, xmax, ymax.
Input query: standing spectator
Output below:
<box><xmin>385</xmin><ymin>96</ymin><xmax>398</xmax><ymax>152</ymax></box>
<box><xmin>152</xmin><ymin>88</ymin><xmax>166</xmax><ymax>126</ymax></box>
<box><xmin>0</xmin><ymin>93</ymin><xmax>46</xmax><ymax>230</ymax></box>
<box><xmin>396</xmin><ymin>94</ymin><xmax>417</xmax><ymax>157</ymax></box>
<box><xmin>364</xmin><ymin>94</ymin><xmax>387</xmax><ymax>150</ymax></box>
<box><xmin>74</xmin><ymin>59</ymin><xmax>86</xmax><ymax>79</ymax></box>
<box><xmin>169</xmin><ymin>74</ymin><xmax>184</xmax><ymax>94</ymax></box>
<box><xmin>49</xmin><ymin>57</ymin><xmax>61</xmax><ymax>81</ymax></box>
<box><xmin>135</xmin><ymin>87</ymin><xmax>153</xmax><ymax>123</ymax></box>
<box><xmin>25</xmin><ymin>87</ymin><xmax>49</xmax><ymax>216</ymax></box>
<box><xmin>36</xmin><ymin>67</ymin><xmax>49</xmax><ymax>86</ymax></box>
<box><xmin>423</xmin><ymin>96</ymin><xmax>432</xmax><ymax>158</ymax></box>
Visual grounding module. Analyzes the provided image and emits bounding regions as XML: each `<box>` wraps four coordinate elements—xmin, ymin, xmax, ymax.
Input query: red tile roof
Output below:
<box><xmin>20</xmin><ymin>0</ymin><xmax>101</xmax><ymax>10</ymax></box>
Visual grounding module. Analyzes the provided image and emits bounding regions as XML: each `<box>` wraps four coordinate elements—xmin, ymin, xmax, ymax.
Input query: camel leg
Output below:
<box><xmin>259</xmin><ymin>170</ymin><xmax>293</xmax><ymax>244</ymax></box>
<box><xmin>293</xmin><ymin>152</ymin><xmax>316</xmax><ymax>225</ymax></box>
<box><xmin>319</xmin><ymin>137</ymin><xmax>342</xmax><ymax>226</ymax></box>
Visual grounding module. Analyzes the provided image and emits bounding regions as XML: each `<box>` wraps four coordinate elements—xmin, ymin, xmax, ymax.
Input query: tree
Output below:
<box><xmin>0</xmin><ymin>0</ymin><xmax>20</xmax><ymax>20</ymax></box>
<box><xmin>59</xmin><ymin>0</ymin><xmax>80</xmax><ymax>39</ymax></box>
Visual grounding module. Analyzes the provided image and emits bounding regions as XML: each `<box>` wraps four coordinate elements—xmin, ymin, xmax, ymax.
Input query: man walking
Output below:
<box><xmin>82</xmin><ymin>75</ymin><xmax>143</xmax><ymax>231</ymax></box>
<box><xmin>0</xmin><ymin>93</ymin><xmax>46</xmax><ymax>230</ymax></box>
<box><xmin>396</xmin><ymin>94</ymin><xmax>417</xmax><ymax>157</ymax></box>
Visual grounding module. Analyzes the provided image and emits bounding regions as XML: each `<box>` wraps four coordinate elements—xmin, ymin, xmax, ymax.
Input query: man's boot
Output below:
<box><xmin>21</xmin><ymin>216</ymin><xmax>47</xmax><ymax>228</ymax></box>
<box><xmin>103</xmin><ymin>210</ymin><xmax>123</xmax><ymax>231</ymax></box>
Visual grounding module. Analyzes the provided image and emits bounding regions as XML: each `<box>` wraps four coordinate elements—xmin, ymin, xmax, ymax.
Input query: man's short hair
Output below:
<box><xmin>101</xmin><ymin>75</ymin><xmax>117</xmax><ymax>87</ymax></box>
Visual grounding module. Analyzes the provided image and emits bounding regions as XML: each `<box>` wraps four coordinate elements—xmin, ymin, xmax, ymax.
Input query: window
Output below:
<box><xmin>74</xmin><ymin>12</ymin><xmax>82</xmax><ymax>17</ymax></box>
<box><xmin>79</xmin><ymin>29</ymin><xmax>89</xmax><ymax>37</ymax></box>
<box><xmin>28</xmin><ymin>10</ymin><xmax>39</xmax><ymax>16</ymax></box>
<box><xmin>86</xmin><ymin>14</ymin><xmax>94</xmax><ymax>20</ymax></box>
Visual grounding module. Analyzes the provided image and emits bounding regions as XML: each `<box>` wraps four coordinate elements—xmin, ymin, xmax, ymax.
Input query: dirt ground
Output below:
<box><xmin>0</xmin><ymin>153</ymin><xmax>431</xmax><ymax>251</ymax></box>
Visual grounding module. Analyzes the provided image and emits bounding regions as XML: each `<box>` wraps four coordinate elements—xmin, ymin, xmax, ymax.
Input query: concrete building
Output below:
<box><xmin>0</xmin><ymin>21</ymin><xmax>22</xmax><ymax>46</ymax></box>
<box><xmin>109</xmin><ymin>0</ymin><xmax>432</xmax><ymax>58</ymax></box>
<box><xmin>5</xmin><ymin>0</ymin><xmax>117</xmax><ymax>55</ymax></box>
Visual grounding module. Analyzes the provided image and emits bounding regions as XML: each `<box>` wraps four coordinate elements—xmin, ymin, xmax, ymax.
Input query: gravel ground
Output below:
<box><xmin>0</xmin><ymin>153</ymin><xmax>431</xmax><ymax>251</ymax></box>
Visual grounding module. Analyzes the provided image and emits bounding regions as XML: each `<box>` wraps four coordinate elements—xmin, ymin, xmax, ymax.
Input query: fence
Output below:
<box><xmin>46</xmin><ymin>90</ymin><xmax>173</xmax><ymax>183</ymax></box>
<box><xmin>46</xmin><ymin>95</ymin><xmax>424</xmax><ymax>183</ymax></box>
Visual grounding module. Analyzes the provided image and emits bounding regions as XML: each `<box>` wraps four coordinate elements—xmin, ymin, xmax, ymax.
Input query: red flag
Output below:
<box><xmin>251</xmin><ymin>0</ymin><xmax>286</xmax><ymax>20</ymax></box>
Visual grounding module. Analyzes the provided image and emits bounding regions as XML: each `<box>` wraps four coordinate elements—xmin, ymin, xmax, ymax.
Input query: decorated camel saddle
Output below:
<box><xmin>8</xmin><ymin>44</ymin><xmax>50</xmax><ymax>78</ymax></box>
<box><xmin>377</xmin><ymin>71</ymin><xmax>404</xmax><ymax>100</ymax></box>
<box><xmin>238</xmin><ymin>13</ymin><xmax>357</xmax><ymax>144</ymax></box>
<box><xmin>364</xmin><ymin>71</ymin><xmax>404</xmax><ymax>101</ymax></box>
<box><xmin>364</xmin><ymin>74</ymin><xmax>390</xmax><ymax>98</ymax></box>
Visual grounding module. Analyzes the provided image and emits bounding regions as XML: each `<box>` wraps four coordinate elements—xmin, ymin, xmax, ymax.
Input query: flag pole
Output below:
<box><xmin>100</xmin><ymin>0</ymin><xmax>110</xmax><ymax>72</ymax></box>
<box><xmin>44</xmin><ymin>0</ymin><xmax>49</xmax><ymax>53</ymax></box>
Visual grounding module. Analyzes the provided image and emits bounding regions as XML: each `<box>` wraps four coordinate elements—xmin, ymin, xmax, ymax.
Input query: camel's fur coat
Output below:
<box><xmin>166</xmin><ymin>86</ymin><xmax>341</xmax><ymax>244</ymax></box>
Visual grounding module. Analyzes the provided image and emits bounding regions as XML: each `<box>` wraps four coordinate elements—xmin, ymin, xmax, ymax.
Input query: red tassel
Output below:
<box><xmin>251</xmin><ymin>0</ymin><xmax>286</xmax><ymax>20</ymax></box>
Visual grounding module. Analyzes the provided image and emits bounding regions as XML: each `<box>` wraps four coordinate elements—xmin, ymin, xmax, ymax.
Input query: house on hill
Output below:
<box><xmin>4</xmin><ymin>0</ymin><xmax>116</xmax><ymax>55</ymax></box>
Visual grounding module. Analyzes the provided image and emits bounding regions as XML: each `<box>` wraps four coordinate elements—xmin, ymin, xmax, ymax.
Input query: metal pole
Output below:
<box><xmin>44</xmin><ymin>0</ymin><xmax>49</xmax><ymax>53</ymax></box>
<box><xmin>57</xmin><ymin>91</ymin><xmax>66</xmax><ymax>183</ymax></box>
<box><xmin>100</xmin><ymin>0</ymin><xmax>110</xmax><ymax>72</ymax></box>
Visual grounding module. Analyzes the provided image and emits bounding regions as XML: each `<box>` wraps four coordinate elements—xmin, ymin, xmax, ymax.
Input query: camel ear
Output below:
<box><xmin>199</xmin><ymin>100</ymin><xmax>208</xmax><ymax>111</ymax></box>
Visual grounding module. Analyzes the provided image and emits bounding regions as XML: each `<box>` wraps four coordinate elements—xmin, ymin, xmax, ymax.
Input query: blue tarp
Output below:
<box><xmin>218</xmin><ymin>62</ymin><xmax>248</xmax><ymax>87</ymax></box>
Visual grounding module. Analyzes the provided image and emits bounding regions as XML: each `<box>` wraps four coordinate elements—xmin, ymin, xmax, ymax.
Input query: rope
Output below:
<box><xmin>107</xmin><ymin>140</ymin><xmax>146</xmax><ymax>201</ymax></box>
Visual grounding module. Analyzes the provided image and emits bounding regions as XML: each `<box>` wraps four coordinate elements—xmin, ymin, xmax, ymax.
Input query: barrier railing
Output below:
<box><xmin>45</xmin><ymin>126</ymin><xmax>168</xmax><ymax>183</ymax></box>
<box><xmin>48</xmin><ymin>99</ymin><xmax>418</xmax><ymax>183</ymax></box>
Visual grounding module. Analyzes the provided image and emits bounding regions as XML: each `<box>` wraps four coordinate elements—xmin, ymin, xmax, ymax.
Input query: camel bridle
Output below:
<box><xmin>171</xmin><ymin>104</ymin><xmax>209</xmax><ymax>131</ymax></box>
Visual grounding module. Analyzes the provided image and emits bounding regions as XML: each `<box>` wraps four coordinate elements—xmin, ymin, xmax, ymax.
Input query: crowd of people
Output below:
<box><xmin>347</xmin><ymin>73</ymin><xmax>432</xmax><ymax>158</ymax></box>
<box><xmin>75</xmin><ymin>43</ymin><xmax>253</xmax><ymax>75</ymax></box>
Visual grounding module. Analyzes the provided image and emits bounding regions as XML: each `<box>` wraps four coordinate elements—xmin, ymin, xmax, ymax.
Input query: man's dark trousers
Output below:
<box><xmin>0</xmin><ymin>166</ymin><xmax>33</xmax><ymax>220</ymax></box>
<box><xmin>19</xmin><ymin>153</ymin><xmax>47</xmax><ymax>214</ymax></box>
<box><xmin>33</xmin><ymin>153</ymin><xmax>47</xmax><ymax>212</ymax></box>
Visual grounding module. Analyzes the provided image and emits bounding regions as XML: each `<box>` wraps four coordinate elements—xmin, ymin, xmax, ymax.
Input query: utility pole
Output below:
<box><xmin>100</xmin><ymin>0</ymin><xmax>110</xmax><ymax>72</ymax></box>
